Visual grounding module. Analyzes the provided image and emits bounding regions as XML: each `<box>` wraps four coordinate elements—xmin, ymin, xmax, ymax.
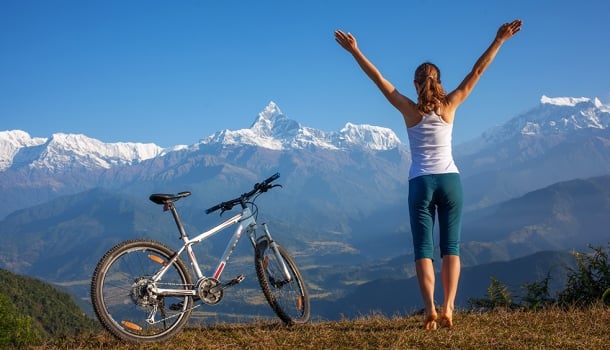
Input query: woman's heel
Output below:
<box><xmin>423</xmin><ymin>314</ymin><xmax>438</xmax><ymax>330</ymax></box>
<box><xmin>440</xmin><ymin>314</ymin><xmax>453</xmax><ymax>329</ymax></box>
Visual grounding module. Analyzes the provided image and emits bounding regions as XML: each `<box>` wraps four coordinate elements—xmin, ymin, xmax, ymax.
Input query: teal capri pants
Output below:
<box><xmin>408</xmin><ymin>173</ymin><xmax>463</xmax><ymax>260</ymax></box>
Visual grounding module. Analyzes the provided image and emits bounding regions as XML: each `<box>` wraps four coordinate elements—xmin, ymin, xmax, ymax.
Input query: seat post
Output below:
<box><xmin>167</xmin><ymin>202</ymin><xmax>188</xmax><ymax>240</ymax></box>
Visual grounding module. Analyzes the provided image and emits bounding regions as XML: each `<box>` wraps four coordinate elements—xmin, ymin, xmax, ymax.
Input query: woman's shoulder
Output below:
<box><xmin>404</xmin><ymin>110</ymin><xmax>424</xmax><ymax>128</ymax></box>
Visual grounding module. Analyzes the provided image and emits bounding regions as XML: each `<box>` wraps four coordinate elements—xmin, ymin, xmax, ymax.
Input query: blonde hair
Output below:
<box><xmin>414</xmin><ymin>62</ymin><xmax>446</xmax><ymax>114</ymax></box>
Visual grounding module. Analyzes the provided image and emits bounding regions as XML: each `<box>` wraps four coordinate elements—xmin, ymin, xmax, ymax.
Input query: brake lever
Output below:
<box><xmin>219</xmin><ymin>202</ymin><xmax>234</xmax><ymax>216</ymax></box>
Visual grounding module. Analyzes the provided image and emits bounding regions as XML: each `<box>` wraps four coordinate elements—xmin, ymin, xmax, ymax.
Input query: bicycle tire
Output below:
<box><xmin>255</xmin><ymin>239</ymin><xmax>310</xmax><ymax>324</ymax></box>
<box><xmin>91</xmin><ymin>239</ymin><xmax>193</xmax><ymax>342</ymax></box>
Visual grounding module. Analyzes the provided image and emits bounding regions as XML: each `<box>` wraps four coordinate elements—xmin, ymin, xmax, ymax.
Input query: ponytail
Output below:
<box><xmin>414</xmin><ymin>62</ymin><xmax>446</xmax><ymax>114</ymax></box>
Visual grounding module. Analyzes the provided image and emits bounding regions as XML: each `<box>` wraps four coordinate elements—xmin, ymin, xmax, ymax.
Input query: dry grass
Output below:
<box><xmin>34</xmin><ymin>305</ymin><xmax>609</xmax><ymax>350</ymax></box>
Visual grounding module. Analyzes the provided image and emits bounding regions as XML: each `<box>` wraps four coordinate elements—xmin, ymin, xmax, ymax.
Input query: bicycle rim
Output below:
<box><xmin>91</xmin><ymin>240</ymin><xmax>193</xmax><ymax>342</ymax></box>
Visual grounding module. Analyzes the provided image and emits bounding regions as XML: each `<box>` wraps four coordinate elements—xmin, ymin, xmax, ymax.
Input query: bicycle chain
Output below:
<box><xmin>145</xmin><ymin>281</ymin><xmax>199</xmax><ymax>325</ymax></box>
<box><xmin>147</xmin><ymin>303</ymin><xmax>202</xmax><ymax>325</ymax></box>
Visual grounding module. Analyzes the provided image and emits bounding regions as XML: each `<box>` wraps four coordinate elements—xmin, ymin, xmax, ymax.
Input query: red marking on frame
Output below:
<box><xmin>213</xmin><ymin>262</ymin><xmax>226</xmax><ymax>279</ymax></box>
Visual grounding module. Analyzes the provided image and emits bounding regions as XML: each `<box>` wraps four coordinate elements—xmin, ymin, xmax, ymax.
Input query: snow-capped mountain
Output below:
<box><xmin>0</xmin><ymin>131</ymin><xmax>168</xmax><ymax>172</ymax></box>
<box><xmin>0</xmin><ymin>130</ymin><xmax>47</xmax><ymax>171</ymax></box>
<box><xmin>3</xmin><ymin>96</ymin><xmax>607</xmax><ymax>175</ymax></box>
<box><xmin>485</xmin><ymin>96</ymin><xmax>608</xmax><ymax>142</ymax></box>
<box><xmin>516</xmin><ymin>95</ymin><xmax>609</xmax><ymax>135</ymax></box>
<box><xmin>200</xmin><ymin>101</ymin><xmax>402</xmax><ymax>151</ymax></box>
<box><xmin>1</xmin><ymin>102</ymin><xmax>402</xmax><ymax>173</ymax></box>
<box><xmin>457</xmin><ymin>95</ymin><xmax>610</xmax><ymax>157</ymax></box>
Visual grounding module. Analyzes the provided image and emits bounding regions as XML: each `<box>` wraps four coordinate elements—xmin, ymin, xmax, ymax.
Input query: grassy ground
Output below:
<box><xmin>34</xmin><ymin>305</ymin><xmax>609</xmax><ymax>350</ymax></box>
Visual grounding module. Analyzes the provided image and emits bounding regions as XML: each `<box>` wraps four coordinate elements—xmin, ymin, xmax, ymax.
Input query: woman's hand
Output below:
<box><xmin>496</xmin><ymin>19</ymin><xmax>523</xmax><ymax>43</ymax></box>
<box><xmin>334</xmin><ymin>30</ymin><xmax>358</xmax><ymax>54</ymax></box>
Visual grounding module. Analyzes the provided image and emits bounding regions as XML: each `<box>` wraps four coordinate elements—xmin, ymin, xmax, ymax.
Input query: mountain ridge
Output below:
<box><xmin>458</xmin><ymin>96</ymin><xmax>610</xmax><ymax>157</ymax></box>
<box><xmin>2</xmin><ymin>95</ymin><xmax>607</xmax><ymax>176</ymax></box>
<box><xmin>0</xmin><ymin>101</ymin><xmax>404</xmax><ymax>173</ymax></box>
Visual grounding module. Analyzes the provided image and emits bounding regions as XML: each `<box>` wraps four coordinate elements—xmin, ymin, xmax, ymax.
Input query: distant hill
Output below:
<box><xmin>0</xmin><ymin>268</ymin><xmax>98</xmax><ymax>341</ymax></box>
<box><xmin>313</xmin><ymin>250</ymin><xmax>577</xmax><ymax>319</ymax></box>
<box><xmin>460</xmin><ymin>174</ymin><xmax>610</xmax><ymax>265</ymax></box>
<box><xmin>0</xmin><ymin>175</ymin><xmax>608</xmax><ymax>322</ymax></box>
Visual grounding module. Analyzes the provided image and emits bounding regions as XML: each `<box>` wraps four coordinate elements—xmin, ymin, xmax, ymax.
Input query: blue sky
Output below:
<box><xmin>1</xmin><ymin>0</ymin><xmax>609</xmax><ymax>147</ymax></box>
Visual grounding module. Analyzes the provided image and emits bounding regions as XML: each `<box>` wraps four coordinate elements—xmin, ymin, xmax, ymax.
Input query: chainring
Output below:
<box><xmin>197</xmin><ymin>277</ymin><xmax>223</xmax><ymax>305</ymax></box>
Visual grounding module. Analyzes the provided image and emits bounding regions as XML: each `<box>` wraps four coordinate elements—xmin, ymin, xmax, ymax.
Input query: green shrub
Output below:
<box><xmin>557</xmin><ymin>244</ymin><xmax>610</xmax><ymax>307</ymax></box>
<box><xmin>0</xmin><ymin>293</ymin><xmax>42</xmax><ymax>348</ymax></box>
<box><xmin>520</xmin><ymin>271</ymin><xmax>554</xmax><ymax>310</ymax></box>
<box><xmin>468</xmin><ymin>276</ymin><xmax>516</xmax><ymax>310</ymax></box>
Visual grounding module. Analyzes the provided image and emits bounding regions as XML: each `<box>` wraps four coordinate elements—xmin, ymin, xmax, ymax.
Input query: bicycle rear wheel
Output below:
<box><xmin>255</xmin><ymin>239</ymin><xmax>310</xmax><ymax>324</ymax></box>
<box><xmin>91</xmin><ymin>239</ymin><xmax>193</xmax><ymax>342</ymax></box>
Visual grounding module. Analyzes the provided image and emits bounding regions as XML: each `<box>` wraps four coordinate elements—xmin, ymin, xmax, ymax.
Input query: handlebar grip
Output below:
<box><xmin>205</xmin><ymin>204</ymin><xmax>221</xmax><ymax>214</ymax></box>
<box><xmin>263</xmin><ymin>172</ymin><xmax>280</xmax><ymax>185</ymax></box>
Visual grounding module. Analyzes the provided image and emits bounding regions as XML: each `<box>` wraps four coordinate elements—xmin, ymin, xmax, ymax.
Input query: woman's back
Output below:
<box><xmin>407</xmin><ymin>111</ymin><xmax>458</xmax><ymax>180</ymax></box>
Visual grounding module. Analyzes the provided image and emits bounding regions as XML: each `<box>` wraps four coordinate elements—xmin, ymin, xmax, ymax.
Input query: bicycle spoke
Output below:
<box><xmin>91</xmin><ymin>240</ymin><xmax>193</xmax><ymax>342</ymax></box>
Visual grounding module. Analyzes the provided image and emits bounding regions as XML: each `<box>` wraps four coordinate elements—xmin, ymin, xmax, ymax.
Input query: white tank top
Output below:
<box><xmin>406</xmin><ymin>111</ymin><xmax>459</xmax><ymax>180</ymax></box>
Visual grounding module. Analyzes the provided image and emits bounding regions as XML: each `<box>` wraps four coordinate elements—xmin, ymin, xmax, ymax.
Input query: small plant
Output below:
<box><xmin>602</xmin><ymin>288</ymin><xmax>610</xmax><ymax>306</ymax></box>
<box><xmin>557</xmin><ymin>243</ymin><xmax>610</xmax><ymax>307</ymax></box>
<box><xmin>468</xmin><ymin>276</ymin><xmax>516</xmax><ymax>310</ymax></box>
<box><xmin>520</xmin><ymin>271</ymin><xmax>554</xmax><ymax>310</ymax></box>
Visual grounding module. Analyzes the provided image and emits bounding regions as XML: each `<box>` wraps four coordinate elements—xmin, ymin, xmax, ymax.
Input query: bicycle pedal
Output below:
<box><xmin>224</xmin><ymin>274</ymin><xmax>245</xmax><ymax>287</ymax></box>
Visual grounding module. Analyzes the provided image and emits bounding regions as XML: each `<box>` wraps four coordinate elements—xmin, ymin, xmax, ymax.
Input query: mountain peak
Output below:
<box><xmin>203</xmin><ymin>103</ymin><xmax>401</xmax><ymax>151</ymax></box>
<box><xmin>339</xmin><ymin>123</ymin><xmax>402</xmax><ymax>150</ymax></box>
<box><xmin>0</xmin><ymin>130</ymin><xmax>47</xmax><ymax>171</ymax></box>
<box><xmin>258</xmin><ymin>101</ymin><xmax>282</xmax><ymax>119</ymax></box>
<box><xmin>540</xmin><ymin>95</ymin><xmax>592</xmax><ymax>107</ymax></box>
<box><xmin>250</xmin><ymin>101</ymin><xmax>300</xmax><ymax>139</ymax></box>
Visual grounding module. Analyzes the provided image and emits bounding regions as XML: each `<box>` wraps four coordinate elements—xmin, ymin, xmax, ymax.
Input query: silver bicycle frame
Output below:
<box><xmin>149</xmin><ymin>206</ymin><xmax>291</xmax><ymax>297</ymax></box>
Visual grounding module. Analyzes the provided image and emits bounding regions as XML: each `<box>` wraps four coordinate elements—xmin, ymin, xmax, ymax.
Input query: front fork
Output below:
<box><xmin>250</xmin><ymin>223</ymin><xmax>292</xmax><ymax>282</ymax></box>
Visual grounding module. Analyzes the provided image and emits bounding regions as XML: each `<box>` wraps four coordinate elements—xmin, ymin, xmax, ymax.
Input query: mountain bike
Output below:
<box><xmin>90</xmin><ymin>173</ymin><xmax>310</xmax><ymax>343</ymax></box>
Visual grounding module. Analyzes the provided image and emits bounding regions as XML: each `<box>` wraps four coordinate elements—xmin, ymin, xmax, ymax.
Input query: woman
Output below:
<box><xmin>335</xmin><ymin>19</ymin><xmax>522</xmax><ymax>330</ymax></box>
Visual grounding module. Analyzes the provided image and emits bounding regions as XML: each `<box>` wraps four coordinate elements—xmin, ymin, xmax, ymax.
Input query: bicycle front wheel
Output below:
<box><xmin>91</xmin><ymin>239</ymin><xmax>193</xmax><ymax>343</ymax></box>
<box><xmin>255</xmin><ymin>239</ymin><xmax>310</xmax><ymax>324</ymax></box>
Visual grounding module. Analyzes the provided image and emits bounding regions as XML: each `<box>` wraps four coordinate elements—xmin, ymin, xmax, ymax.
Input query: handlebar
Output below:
<box><xmin>205</xmin><ymin>173</ymin><xmax>281</xmax><ymax>215</ymax></box>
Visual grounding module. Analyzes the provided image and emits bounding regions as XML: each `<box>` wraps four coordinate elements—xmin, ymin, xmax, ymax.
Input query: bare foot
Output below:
<box><xmin>424</xmin><ymin>314</ymin><xmax>438</xmax><ymax>330</ymax></box>
<box><xmin>440</xmin><ymin>313</ymin><xmax>453</xmax><ymax>329</ymax></box>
